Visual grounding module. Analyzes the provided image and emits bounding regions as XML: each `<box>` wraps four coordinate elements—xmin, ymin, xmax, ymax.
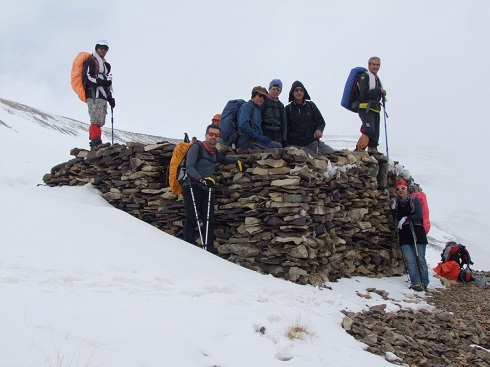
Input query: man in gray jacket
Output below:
<box><xmin>183</xmin><ymin>124</ymin><xmax>244</xmax><ymax>253</ymax></box>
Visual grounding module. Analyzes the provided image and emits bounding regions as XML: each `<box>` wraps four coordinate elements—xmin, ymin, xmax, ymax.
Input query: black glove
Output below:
<box><xmin>107</xmin><ymin>97</ymin><xmax>116</xmax><ymax>109</ymax></box>
<box><xmin>200</xmin><ymin>177</ymin><xmax>215</xmax><ymax>188</ymax></box>
<box><xmin>235</xmin><ymin>159</ymin><xmax>245</xmax><ymax>172</ymax></box>
<box><xmin>97</xmin><ymin>79</ymin><xmax>112</xmax><ymax>87</ymax></box>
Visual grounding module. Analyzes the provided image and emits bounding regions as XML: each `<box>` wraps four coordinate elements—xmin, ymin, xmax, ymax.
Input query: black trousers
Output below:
<box><xmin>182</xmin><ymin>184</ymin><xmax>215</xmax><ymax>252</ymax></box>
<box><xmin>358</xmin><ymin>110</ymin><xmax>380</xmax><ymax>147</ymax></box>
<box><xmin>263</xmin><ymin>129</ymin><xmax>283</xmax><ymax>145</ymax></box>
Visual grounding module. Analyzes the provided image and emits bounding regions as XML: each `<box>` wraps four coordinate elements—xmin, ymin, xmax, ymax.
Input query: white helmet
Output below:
<box><xmin>95</xmin><ymin>39</ymin><xmax>109</xmax><ymax>49</ymax></box>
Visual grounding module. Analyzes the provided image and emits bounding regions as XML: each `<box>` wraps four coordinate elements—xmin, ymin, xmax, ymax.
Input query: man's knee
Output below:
<box><xmin>318</xmin><ymin>141</ymin><xmax>334</xmax><ymax>154</ymax></box>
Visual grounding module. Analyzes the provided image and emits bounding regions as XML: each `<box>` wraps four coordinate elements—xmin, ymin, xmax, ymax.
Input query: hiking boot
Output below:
<box><xmin>410</xmin><ymin>284</ymin><xmax>424</xmax><ymax>292</ymax></box>
<box><xmin>89</xmin><ymin>138</ymin><xmax>102</xmax><ymax>150</ymax></box>
<box><xmin>356</xmin><ymin>134</ymin><xmax>369</xmax><ymax>151</ymax></box>
<box><xmin>367</xmin><ymin>146</ymin><xmax>378</xmax><ymax>153</ymax></box>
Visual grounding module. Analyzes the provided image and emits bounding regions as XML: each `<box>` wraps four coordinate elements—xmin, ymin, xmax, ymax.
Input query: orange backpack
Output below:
<box><xmin>168</xmin><ymin>134</ymin><xmax>202</xmax><ymax>195</ymax></box>
<box><xmin>71</xmin><ymin>52</ymin><xmax>98</xmax><ymax>103</ymax></box>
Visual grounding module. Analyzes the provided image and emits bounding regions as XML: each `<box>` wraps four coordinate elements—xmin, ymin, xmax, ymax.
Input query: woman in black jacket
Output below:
<box><xmin>392</xmin><ymin>179</ymin><xmax>429</xmax><ymax>291</ymax></box>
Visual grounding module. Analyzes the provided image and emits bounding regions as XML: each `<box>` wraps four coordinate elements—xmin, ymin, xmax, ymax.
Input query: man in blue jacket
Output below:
<box><xmin>236</xmin><ymin>86</ymin><xmax>282</xmax><ymax>150</ymax></box>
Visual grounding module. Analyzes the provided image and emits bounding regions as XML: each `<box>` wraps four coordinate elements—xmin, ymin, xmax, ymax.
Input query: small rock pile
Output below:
<box><xmin>342</xmin><ymin>282</ymin><xmax>490</xmax><ymax>366</ymax></box>
<box><xmin>42</xmin><ymin>142</ymin><xmax>405</xmax><ymax>286</ymax></box>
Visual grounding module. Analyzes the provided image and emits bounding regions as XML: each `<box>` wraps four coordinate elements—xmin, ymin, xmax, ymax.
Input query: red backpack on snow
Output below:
<box><xmin>441</xmin><ymin>242</ymin><xmax>474</xmax><ymax>282</ymax></box>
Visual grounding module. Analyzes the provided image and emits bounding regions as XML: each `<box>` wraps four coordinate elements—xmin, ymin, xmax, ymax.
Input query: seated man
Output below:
<box><xmin>236</xmin><ymin>86</ymin><xmax>282</xmax><ymax>150</ymax></box>
<box><xmin>285</xmin><ymin>81</ymin><xmax>334</xmax><ymax>156</ymax></box>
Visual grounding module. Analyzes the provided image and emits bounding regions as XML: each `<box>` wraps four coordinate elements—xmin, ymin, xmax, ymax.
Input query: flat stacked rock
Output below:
<box><xmin>342</xmin><ymin>281</ymin><xmax>490</xmax><ymax>366</ymax></box>
<box><xmin>43</xmin><ymin>142</ymin><xmax>405</xmax><ymax>286</ymax></box>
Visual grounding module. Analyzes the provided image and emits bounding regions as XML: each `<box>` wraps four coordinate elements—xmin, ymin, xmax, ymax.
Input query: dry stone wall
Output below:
<box><xmin>43</xmin><ymin>142</ymin><xmax>405</xmax><ymax>286</ymax></box>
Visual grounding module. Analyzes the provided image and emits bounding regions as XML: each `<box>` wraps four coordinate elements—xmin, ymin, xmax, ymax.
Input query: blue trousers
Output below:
<box><xmin>400</xmin><ymin>243</ymin><xmax>430</xmax><ymax>287</ymax></box>
<box><xmin>236</xmin><ymin>135</ymin><xmax>282</xmax><ymax>149</ymax></box>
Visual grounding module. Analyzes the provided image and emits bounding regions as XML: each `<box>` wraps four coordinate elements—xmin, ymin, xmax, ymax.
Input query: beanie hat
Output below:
<box><xmin>95</xmin><ymin>39</ymin><xmax>109</xmax><ymax>49</ymax></box>
<box><xmin>251</xmin><ymin>86</ymin><xmax>268</xmax><ymax>97</ymax></box>
<box><xmin>269</xmin><ymin>79</ymin><xmax>283</xmax><ymax>90</ymax></box>
<box><xmin>395</xmin><ymin>179</ymin><xmax>407</xmax><ymax>188</ymax></box>
<box><xmin>288</xmin><ymin>81</ymin><xmax>311</xmax><ymax>102</ymax></box>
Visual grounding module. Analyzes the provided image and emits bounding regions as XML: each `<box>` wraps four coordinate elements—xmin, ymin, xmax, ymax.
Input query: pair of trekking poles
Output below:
<box><xmin>188</xmin><ymin>179</ymin><xmax>212</xmax><ymax>251</ymax></box>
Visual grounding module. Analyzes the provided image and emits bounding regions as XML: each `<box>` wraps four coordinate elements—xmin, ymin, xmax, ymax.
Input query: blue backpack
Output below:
<box><xmin>220</xmin><ymin>99</ymin><xmax>253</xmax><ymax>146</ymax></box>
<box><xmin>341</xmin><ymin>67</ymin><xmax>367</xmax><ymax>112</ymax></box>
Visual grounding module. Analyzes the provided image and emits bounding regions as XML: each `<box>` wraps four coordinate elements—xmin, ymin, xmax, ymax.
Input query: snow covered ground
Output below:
<box><xmin>1</xmin><ymin>105</ymin><xmax>489</xmax><ymax>367</ymax></box>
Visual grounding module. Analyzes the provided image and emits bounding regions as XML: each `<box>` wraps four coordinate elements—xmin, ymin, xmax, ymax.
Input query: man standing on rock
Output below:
<box><xmin>82</xmin><ymin>39</ymin><xmax>115</xmax><ymax>150</ymax></box>
<box><xmin>356</xmin><ymin>56</ymin><xmax>387</xmax><ymax>153</ymax></box>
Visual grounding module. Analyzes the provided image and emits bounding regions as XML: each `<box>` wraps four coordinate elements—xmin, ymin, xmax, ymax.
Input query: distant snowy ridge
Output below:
<box><xmin>0</xmin><ymin>97</ymin><xmax>178</xmax><ymax>145</ymax></box>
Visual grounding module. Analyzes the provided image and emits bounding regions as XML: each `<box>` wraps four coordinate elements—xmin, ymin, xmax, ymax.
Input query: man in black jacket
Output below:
<box><xmin>285</xmin><ymin>81</ymin><xmax>333</xmax><ymax>156</ymax></box>
<box><xmin>82</xmin><ymin>39</ymin><xmax>115</xmax><ymax>149</ymax></box>
<box><xmin>356</xmin><ymin>56</ymin><xmax>387</xmax><ymax>153</ymax></box>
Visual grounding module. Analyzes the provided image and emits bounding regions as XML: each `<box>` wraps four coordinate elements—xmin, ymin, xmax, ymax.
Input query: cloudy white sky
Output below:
<box><xmin>2</xmin><ymin>0</ymin><xmax>489</xmax><ymax>247</ymax></box>
<box><xmin>1</xmin><ymin>0</ymin><xmax>489</xmax><ymax>147</ymax></box>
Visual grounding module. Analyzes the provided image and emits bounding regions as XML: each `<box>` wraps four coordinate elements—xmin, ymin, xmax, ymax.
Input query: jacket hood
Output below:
<box><xmin>288</xmin><ymin>80</ymin><xmax>311</xmax><ymax>102</ymax></box>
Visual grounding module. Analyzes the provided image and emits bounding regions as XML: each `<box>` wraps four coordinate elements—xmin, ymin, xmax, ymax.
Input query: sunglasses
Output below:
<box><xmin>271</xmin><ymin>87</ymin><xmax>281</xmax><ymax>92</ymax></box>
<box><xmin>294</xmin><ymin>88</ymin><xmax>304</xmax><ymax>93</ymax></box>
<box><xmin>207</xmin><ymin>132</ymin><xmax>220</xmax><ymax>138</ymax></box>
<box><xmin>98</xmin><ymin>46</ymin><xmax>109</xmax><ymax>51</ymax></box>
<box><xmin>395</xmin><ymin>186</ymin><xmax>407</xmax><ymax>191</ymax></box>
<box><xmin>257</xmin><ymin>94</ymin><xmax>267</xmax><ymax>99</ymax></box>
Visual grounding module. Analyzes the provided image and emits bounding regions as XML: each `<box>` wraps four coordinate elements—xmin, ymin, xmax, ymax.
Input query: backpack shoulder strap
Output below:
<box><xmin>409</xmin><ymin>196</ymin><xmax>416</xmax><ymax>212</ymax></box>
<box><xmin>195</xmin><ymin>141</ymin><xmax>203</xmax><ymax>160</ymax></box>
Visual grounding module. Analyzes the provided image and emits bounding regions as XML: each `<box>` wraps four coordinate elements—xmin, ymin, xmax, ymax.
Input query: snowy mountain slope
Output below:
<box><xmin>0</xmin><ymin>97</ymin><xmax>176</xmax><ymax>146</ymax></box>
<box><xmin>0</xmin><ymin>98</ymin><xmax>488</xmax><ymax>367</ymax></box>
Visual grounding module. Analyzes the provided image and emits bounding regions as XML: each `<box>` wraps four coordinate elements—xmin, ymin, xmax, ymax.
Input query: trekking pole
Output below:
<box><xmin>409</xmin><ymin>222</ymin><xmax>424</xmax><ymax>286</ymax></box>
<box><xmin>111</xmin><ymin>106</ymin><xmax>114</xmax><ymax>145</ymax></box>
<box><xmin>392</xmin><ymin>198</ymin><xmax>410</xmax><ymax>282</ymax></box>
<box><xmin>188</xmin><ymin>180</ymin><xmax>205</xmax><ymax>248</ymax></box>
<box><xmin>396</xmin><ymin>229</ymin><xmax>410</xmax><ymax>282</ymax></box>
<box><xmin>204</xmin><ymin>187</ymin><xmax>212</xmax><ymax>251</ymax></box>
<box><xmin>382</xmin><ymin>96</ymin><xmax>389</xmax><ymax>159</ymax></box>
